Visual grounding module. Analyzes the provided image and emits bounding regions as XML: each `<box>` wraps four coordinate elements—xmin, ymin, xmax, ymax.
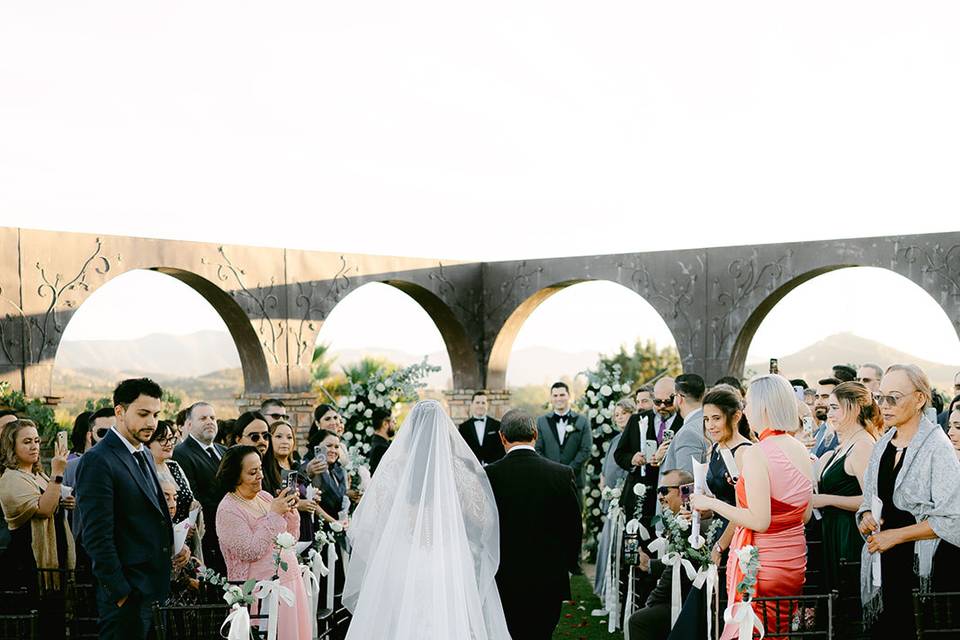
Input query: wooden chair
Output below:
<box><xmin>913</xmin><ymin>590</ymin><xmax>960</xmax><ymax>639</ymax></box>
<box><xmin>0</xmin><ymin>611</ymin><xmax>38</xmax><ymax>640</ymax></box>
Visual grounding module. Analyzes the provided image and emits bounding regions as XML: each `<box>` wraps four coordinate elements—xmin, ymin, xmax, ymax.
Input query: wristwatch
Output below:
<box><xmin>53</xmin><ymin>475</ymin><xmax>63</xmax><ymax>485</ymax></box>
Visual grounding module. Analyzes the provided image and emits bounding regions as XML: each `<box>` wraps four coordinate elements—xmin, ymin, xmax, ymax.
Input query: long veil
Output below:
<box><xmin>343</xmin><ymin>400</ymin><xmax>511</xmax><ymax>639</ymax></box>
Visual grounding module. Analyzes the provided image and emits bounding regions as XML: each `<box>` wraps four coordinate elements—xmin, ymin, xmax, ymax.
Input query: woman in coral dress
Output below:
<box><xmin>216</xmin><ymin>445</ymin><xmax>312</xmax><ymax>640</ymax></box>
<box><xmin>692</xmin><ymin>374</ymin><xmax>813</xmax><ymax>639</ymax></box>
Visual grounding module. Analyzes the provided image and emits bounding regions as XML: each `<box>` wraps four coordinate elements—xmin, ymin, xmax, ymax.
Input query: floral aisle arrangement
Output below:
<box><xmin>336</xmin><ymin>358</ymin><xmax>439</xmax><ymax>461</ymax></box>
<box><xmin>600</xmin><ymin>482</ymin><xmax>650</xmax><ymax>633</ymax></box>
<box><xmin>576</xmin><ymin>362</ymin><xmax>634</xmax><ymax>560</ymax></box>
<box><xmin>647</xmin><ymin>507</ymin><xmax>724</xmax><ymax>629</ymax></box>
<box><xmin>723</xmin><ymin>545</ymin><xmax>763</xmax><ymax>640</ymax></box>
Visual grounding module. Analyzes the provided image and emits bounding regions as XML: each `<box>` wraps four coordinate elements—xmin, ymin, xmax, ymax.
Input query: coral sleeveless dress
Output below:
<box><xmin>721</xmin><ymin>434</ymin><xmax>812</xmax><ymax>639</ymax></box>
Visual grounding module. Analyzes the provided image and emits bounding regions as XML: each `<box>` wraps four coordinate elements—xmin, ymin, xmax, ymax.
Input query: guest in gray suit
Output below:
<box><xmin>658</xmin><ymin>374</ymin><xmax>709</xmax><ymax>479</ymax></box>
<box><xmin>535</xmin><ymin>381</ymin><xmax>593</xmax><ymax>494</ymax></box>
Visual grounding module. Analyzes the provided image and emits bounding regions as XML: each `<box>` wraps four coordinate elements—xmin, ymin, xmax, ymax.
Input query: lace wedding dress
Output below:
<box><xmin>343</xmin><ymin>400</ymin><xmax>512</xmax><ymax>639</ymax></box>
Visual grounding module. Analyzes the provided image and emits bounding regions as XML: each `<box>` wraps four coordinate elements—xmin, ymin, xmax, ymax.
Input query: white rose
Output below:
<box><xmin>610</xmin><ymin>488</ymin><xmax>622</xmax><ymax>499</ymax></box>
<box><xmin>602</xmin><ymin>424</ymin><xmax>612</xmax><ymax>434</ymax></box>
<box><xmin>591</xmin><ymin>445</ymin><xmax>600</xmax><ymax>456</ymax></box>
<box><xmin>589</xmin><ymin>409</ymin><xmax>598</xmax><ymax>419</ymax></box>
<box><xmin>343</xmin><ymin>432</ymin><xmax>353</xmax><ymax>441</ymax></box>
<box><xmin>363</xmin><ymin>408</ymin><xmax>373</xmax><ymax>418</ymax></box>
<box><xmin>676</xmin><ymin>516</ymin><xmax>691</xmax><ymax>531</ymax></box>
<box><xmin>565</xmin><ymin>424</ymin><xmax>576</xmax><ymax>433</ymax></box>
<box><xmin>585</xmin><ymin>497</ymin><xmax>594</xmax><ymax>506</ymax></box>
<box><xmin>338</xmin><ymin>397</ymin><xmax>348</xmax><ymax>408</ymax></box>
<box><xmin>223</xmin><ymin>584</ymin><xmax>244</xmax><ymax>605</ymax></box>
<box><xmin>601</xmin><ymin>441</ymin><xmax>610</xmax><ymax>452</ymax></box>
<box><xmin>591</xmin><ymin>489</ymin><xmax>602</xmax><ymax>498</ymax></box>
<box><xmin>329</xmin><ymin>521</ymin><xmax>344</xmax><ymax>532</ymax></box>
<box><xmin>595</xmin><ymin>414</ymin><xmax>605</xmax><ymax>424</ymax></box>
<box><xmin>633</xmin><ymin>483</ymin><xmax>647</xmax><ymax>497</ymax></box>
<box><xmin>365</xmin><ymin>426</ymin><xmax>374</xmax><ymax>436</ymax></box>
<box><xmin>621</xmin><ymin>383</ymin><xmax>632</xmax><ymax>393</ymax></box>
<box><xmin>276</xmin><ymin>531</ymin><xmax>296</xmax><ymax>549</ymax></box>
<box><xmin>625</xmin><ymin>519</ymin><xmax>640</xmax><ymax>535</ymax></box>
<box><xmin>592</xmin><ymin>508</ymin><xmax>601</xmax><ymax>516</ymax></box>
<box><xmin>600</xmin><ymin>384</ymin><xmax>613</xmax><ymax>396</ymax></box>
<box><xmin>735</xmin><ymin>545</ymin><xmax>755</xmax><ymax>567</ymax></box>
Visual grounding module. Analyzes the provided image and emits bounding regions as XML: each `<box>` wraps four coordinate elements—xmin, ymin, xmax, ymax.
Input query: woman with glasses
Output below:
<box><xmin>148</xmin><ymin>421</ymin><xmax>195</xmax><ymax>525</ymax></box>
<box><xmin>856</xmin><ymin>364</ymin><xmax>960</xmax><ymax>638</ymax></box>
<box><xmin>691</xmin><ymin>374</ymin><xmax>813</xmax><ymax>639</ymax></box>
<box><xmin>811</xmin><ymin>382</ymin><xmax>879</xmax><ymax>600</ymax></box>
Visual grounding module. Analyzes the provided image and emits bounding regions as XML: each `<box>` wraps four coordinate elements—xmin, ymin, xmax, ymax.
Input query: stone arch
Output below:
<box><xmin>317</xmin><ymin>279</ymin><xmax>481</xmax><ymax>389</ymax></box>
<box><xmin>53</xmin><ymin>267</ymin><xmax>271</xmax><ymax>394</ymax></box>
<box><xmin>486</xmin><ymin>279</ymin><xmax>680</xmax><ymax>389</ymax></box>
<box><xmin>726</xmin><ymin>264</ymin><xmax>960</xmax><ymax>377</ymax></box>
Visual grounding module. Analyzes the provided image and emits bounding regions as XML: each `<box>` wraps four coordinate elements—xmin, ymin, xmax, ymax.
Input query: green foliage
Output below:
<box><xmin>162</xmin><ymin>390</ymin><xmax>183</xmax><ymax>419</ymax></box>
<box><xmin>0</xmin><ymin>381</ymin><xmax>60</xmax><ymax>439</ymax></box>
<box><xmin>84</xmin><ymin>397</ymin><xmax>112</xmax><ymax>412</ymax></box>
<box><xmin>599</xmin><ymin>339</ymin><xmax>682</xmax><ymax>388</ymax></box>
<box><xmin>336</xmin><ymin>357</ymin><xmax>439</xmax><ymax>457</ymax></box>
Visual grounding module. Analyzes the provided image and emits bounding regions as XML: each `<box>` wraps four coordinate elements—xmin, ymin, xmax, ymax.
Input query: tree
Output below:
<box><xmin>600</xmin><ymin>339</ymin><xmax>682</xmax><ymax>388</ymax></box>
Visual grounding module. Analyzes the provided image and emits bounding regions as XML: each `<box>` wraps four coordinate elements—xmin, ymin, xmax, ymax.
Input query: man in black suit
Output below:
<box><xmin>613</xmin><ymin>384</ymin><xmax>660</xmax><ymax>525</ymax></box>
<box><xmin>485</xmin><ymin>409</ymin><xmax>582</xmax><ymax>640</ymax></box>
<box><xmin>367</xmin><ymin>408</ymin><xmax>394</xmax><ymax>474</ymax></box>
<box><xmin>75</xmin><ymin>378</ymin><xmax>178</xmax><ymax>639</ymax></box>
<box><xmin>457</xmin><ymin>391</ymin><xmax>505</xmax><ymax>465</ymax></box>
<box><xmin>172</xmin><ymin>401</ymin><xmax>228</xmax><ymax>574</ymax></box>
<box><xmin>627</xmin><ymin>468</ymin><xmax>695</xmax><ymax>640</ymax></box>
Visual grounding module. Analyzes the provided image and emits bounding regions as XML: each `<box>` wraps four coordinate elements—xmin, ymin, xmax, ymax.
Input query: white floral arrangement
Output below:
<box><xmin>576</xmin><ymin>362</ymin><xmax>634</xmax><ymax>560</ymax></box>
<box><xmin>734</xmin><ymin>545</ymin><xmax>760</xmax><ymax>601</ymax></box>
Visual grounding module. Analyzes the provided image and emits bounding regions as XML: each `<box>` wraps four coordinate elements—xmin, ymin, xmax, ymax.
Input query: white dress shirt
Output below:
<box><xmin>110</xmin><ymin>426</ymin><xmax>143</xmax><ymax>454</ymax></box>
<box><xmin>189</xmin><ymin>432</ymin><xmax>220</xmax><ymax>460</ymax></box>
<box><xmin>472</xmin><ymin>415</ymin><xmax>487</xmax><ymax>444</ymax></box>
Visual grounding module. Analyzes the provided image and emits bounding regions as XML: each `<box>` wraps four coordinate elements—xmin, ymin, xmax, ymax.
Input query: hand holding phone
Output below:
<box><xmin>57</xmin><ymin>430</ymin><xmax>68</xmax><ymax>452</ymax></box>
<box><xmin>679</xmin><ymin>482</ymin><xmax>694</xmax><ymax>506</ymax></box>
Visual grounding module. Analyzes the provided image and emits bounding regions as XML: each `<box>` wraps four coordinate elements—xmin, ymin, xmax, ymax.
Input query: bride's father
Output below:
<box><xmin>486</xmin><ymin>409</ymin><xmax>583</xmax><ymax>640</ymax></box>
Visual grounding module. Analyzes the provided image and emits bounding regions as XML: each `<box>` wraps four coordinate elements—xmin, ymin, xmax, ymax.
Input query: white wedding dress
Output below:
<box><xmin>343</xmin><ymin>400</ymin><xmax>512</xmax><ymax>640</ymax></box>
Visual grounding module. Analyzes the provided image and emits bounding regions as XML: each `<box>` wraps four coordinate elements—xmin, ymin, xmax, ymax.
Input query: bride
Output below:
<box><xmin>343</xmin><ymin>400</ymin><xmax>512</xmax><ymax>639</ymax></box>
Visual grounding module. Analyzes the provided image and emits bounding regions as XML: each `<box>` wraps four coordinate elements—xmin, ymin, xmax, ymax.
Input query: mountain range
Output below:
<box><xmin>53</xmin><ymin>330</ymin><xmax>958</xmax><ymax>416</ymax></box>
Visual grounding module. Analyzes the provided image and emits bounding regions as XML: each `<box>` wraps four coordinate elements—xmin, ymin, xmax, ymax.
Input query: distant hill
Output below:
<box><xmin>57</xmin><ymin>331</ymin><xmax>240</xmax><ymax>377</ymax></box>
<box><xmin>746</xmin><ymin>332</ymin><xmax>958</xmax><ymax>391</ymax></box>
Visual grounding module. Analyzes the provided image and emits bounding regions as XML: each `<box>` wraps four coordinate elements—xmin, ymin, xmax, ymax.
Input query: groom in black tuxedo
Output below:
<box><xmin>486</xmin><ymin>409</ymin><xmax>583</xmax><ymax>640</ymax></box>
<box><xmin>457</xmin><ymin>391</ymin><xmax>505</xmax><ymax>465</ymax></box>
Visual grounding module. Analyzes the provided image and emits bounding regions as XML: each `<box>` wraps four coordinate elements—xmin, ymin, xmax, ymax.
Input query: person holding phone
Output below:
<box><xmin>263</xmin><ymin>420</ymin><xmax>323</xmax><ymax>541</ymax></box>
<box><xmin>0</xmin><ymin>419</ymin><xmax>76</xmax><ymax>600</ymax></box>
<box><xmin>216</xmin><ymin>445</ymin><xmax>311</xmax><ymax>640</ymax></box>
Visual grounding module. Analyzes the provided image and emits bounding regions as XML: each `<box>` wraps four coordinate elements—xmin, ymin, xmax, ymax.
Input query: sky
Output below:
<box><xmin>5</xmin><ymin>2</ymin><xmax>960</xmax><ymax>371</ymax></box>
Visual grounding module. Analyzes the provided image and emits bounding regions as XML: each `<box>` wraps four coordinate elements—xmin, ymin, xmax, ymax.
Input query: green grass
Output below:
<box><xmin>553</xmin><ymin>574</ymin><xmax>624</xmax><ymax>640</ymax></box>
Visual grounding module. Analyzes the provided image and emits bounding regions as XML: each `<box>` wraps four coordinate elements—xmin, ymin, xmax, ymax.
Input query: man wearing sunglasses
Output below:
<box><xmin>626</xmin><ymin>468</ymin><xmax>695</xmax><ymax>640</ymax></box>
<box><xmin>64</xmin><ymin>407</ymin><xmax>116</xmax><ymax>488</ymax></box>
<box><xmin>260</xmin><ymin>398</ymin><xmax>289</xmax><ymax>423</ymax></box>
<box><xmin>658</xmin><ymin>374</ymin><xmax>709</xmax><ymax>481</ymax></box>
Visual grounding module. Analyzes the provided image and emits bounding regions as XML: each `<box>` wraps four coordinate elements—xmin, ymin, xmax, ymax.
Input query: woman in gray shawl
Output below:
<box><xmin>856</xmin><ymin>364</ymin><xmax>960</xmax><ymax>638</ymax></box>
<box><xmin>593</xmin><ymin>397</ymin><xmax>634</xmax><ymax>599</ymax></box>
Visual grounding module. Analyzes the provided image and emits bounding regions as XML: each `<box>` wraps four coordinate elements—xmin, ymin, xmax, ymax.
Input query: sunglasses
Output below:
<box><xmin>247</xmin><ymin>432</ymin><xmax>271</xmax><ymax>443</ymax></box>
<box><xmin>876</xmin><ymin>391</ymin><xmax>912</xmax><ymax>407</ymax></box>
<box><xmin>265</xmin><ymin>412</ymin><xmax>288</xmax><ymax>420</ymax></box>
<box><xmin>653</xmin><ymin>396</ymin><xmax>675</xmax><ymax>407</ymax></box>
<box><xmin>657</xmin><ymin>485</ymin><xmax>679</xmax><ymax>496</ymax></box>
<box><xmin>95</xmin><ymin>428</ymin><xmax>109</xmax><ymax>439</ymax></box>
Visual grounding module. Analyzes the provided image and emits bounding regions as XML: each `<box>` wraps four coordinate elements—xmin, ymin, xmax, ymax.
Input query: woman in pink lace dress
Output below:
<box><xmin>216</xmin><ymin>445</ymin><xmax>312</xmax><ymax>640</ymax></box>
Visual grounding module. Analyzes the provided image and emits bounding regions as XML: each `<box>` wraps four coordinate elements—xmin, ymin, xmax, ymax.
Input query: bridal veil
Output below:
<box><xmin>343</xmin><ymin>400</ymin><xmax>511</xmax><ymax>639</ymax></box>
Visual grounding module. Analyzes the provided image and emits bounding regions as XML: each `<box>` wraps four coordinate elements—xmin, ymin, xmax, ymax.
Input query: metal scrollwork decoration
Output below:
<box><xmin>293</xmin><ymin>256</ymin><xmax>355</xmax><ymax>365</ymax></box>
<box><xmin>898</xmin><ymin>242</ymin><xmax>960</xmax><ymax>296</ymax></box>
<box><xmin>625</xmin><ymin>256</ymin><xmax>703</xmax><ymax>364</ymax></box>
<box><xmin>202</xmin><ymin>247</ymin><xmax>283</xmax><ymax>364</ymax></box>
<box><xmin>710</xmin><ymin>251</ymin><xmax>791</xmax><ymax>358</ymax></box>
<box><xmin>428</xmin><ymin>262</ymin><xmax>485</xmax><ymax>353</ymax></box>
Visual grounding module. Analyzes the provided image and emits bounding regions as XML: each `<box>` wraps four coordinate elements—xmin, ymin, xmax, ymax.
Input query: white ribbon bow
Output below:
<box><xmin>647</xmin><ymin>536</ymin><xmax>668</xmax><ymax>558</ymax></box>
<box><xmin>693</xmin><ymin>563</ymin><xmax>719</xmax><ymax>640</ymax></box>
<box><xmin>723</xmin><ymin>601</ymin><xmax>765</xmax><ymax>640</ymax></box>
<box><xmin>604</xmin><ymin>509</ymin><xmax>625</xmax><ymax>633</ymax></box>
<box><xmin>661</xmin><ymin>552</ymin><xmax>698</xmax><ymax>627</ymax></box>
<box><xmin>326</xmin><ymin>542</ymin><xmax>339</xmax><ymax>611</ymax></box>
<box><xmin>300</xmin><ymin>563</ymin><xmax>321</xmax><ymax>638</ymax></box>
<box><xmin>220</xmin><ymin>603</ymin><xmax>250</xmax><ymax>640</ymax></box>
<box><xmin>253</xmin><ymin>579</ymin><xmax>295</xmax><ymax>640</ymax></box>
<box><xmin>308</xmin><ymin>548</ymin><xmax>330</xmax><ymax>578</ymax></box>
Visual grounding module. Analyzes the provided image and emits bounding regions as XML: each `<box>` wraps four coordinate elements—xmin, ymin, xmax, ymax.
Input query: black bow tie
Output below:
<box><xmin>554</xmin><ymin>413</ymin><xmax>570</xmax><ymax>420</ymax></box>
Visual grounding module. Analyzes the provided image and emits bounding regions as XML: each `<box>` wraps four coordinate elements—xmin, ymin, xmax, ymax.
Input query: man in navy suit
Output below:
<box><xmin>76</xmin><ymin>377</ymin><xmax>176</xmax><ymax>639</ymax></box>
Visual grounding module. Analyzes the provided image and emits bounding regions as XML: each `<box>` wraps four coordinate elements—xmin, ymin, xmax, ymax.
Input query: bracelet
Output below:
<box><xmin>713</xmin><ymin>542</ymin><xmax>724</xmax><ymax>554</ymax></box>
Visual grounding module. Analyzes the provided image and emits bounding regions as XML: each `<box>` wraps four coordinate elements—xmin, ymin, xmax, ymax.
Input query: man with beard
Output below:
<box><xmin>368</xmin><ymin>408</ymin><xmax>395</xmax><ymax>474</ymax></box>
<box><xmin>812</xmin><ymin>377</ymin><xmax>839</xmax><ymax>456</ymax></box>
<box><xmin>76</xmin><ymin>378</ymin><xmax>179</xmax><ymax>639</ymax></box>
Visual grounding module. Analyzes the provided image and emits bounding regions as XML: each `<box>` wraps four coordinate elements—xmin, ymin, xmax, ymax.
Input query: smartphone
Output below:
<box><xmin>802</xmin><ymin>416</ymin><xmax>814</xmax><ymax>437</ymax></box>
<box><xmin>679</xmin><ymin>482</ymin><xmax>694</xmax><ymax>506</ymax></box>
<box><xmin>57</xmin><ymin>431</ymin><xmax>68</xmax><ymax>451</ymax></box>
<box><xmin>769</xmin><ymin>358</ymin><xmax>779</xmax><ymax>374</ymax></box>
<box><xmin>285</xmin><ymin>471</ymin><xmax>299</xmax><ymax>493</ymax></box>
<box><xmin>623</xmin><ymin>536</ymin><xmax>639</xmax><ymax>566</ymax></box>
<box><xmin>314</xmin><ymin>443</ymin><xmax>328</xmax><ymax>461</ymax></box>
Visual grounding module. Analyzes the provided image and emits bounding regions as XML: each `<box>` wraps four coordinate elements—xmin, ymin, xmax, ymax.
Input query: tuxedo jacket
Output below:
<box><xmin>457</xmin><ymin>416</ymin><xmax>505</xmax><ymax>465</ymax></box>
<box><xmin>75</xmin><ymin>430</ymin><xmax>173</xmax><ymax>603</ymax></box>
<box><xmin>535</xmin><ymin>411</ymin><xmax>592</xmax><ymax>487</ymax></box>
<box><xmin>485</xmin><ymin>449</ymin><xmax>583</xmax><ymax>603</ymax></box>
<box><xmin>172</xmin><ymin>436</ymin><xmax>228</xmax><ymax>572</ymax></box>
<box><xmin>613</xmin><ymin>410</ymin><xmax>659</xmax><ymax>519</ymax></box>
